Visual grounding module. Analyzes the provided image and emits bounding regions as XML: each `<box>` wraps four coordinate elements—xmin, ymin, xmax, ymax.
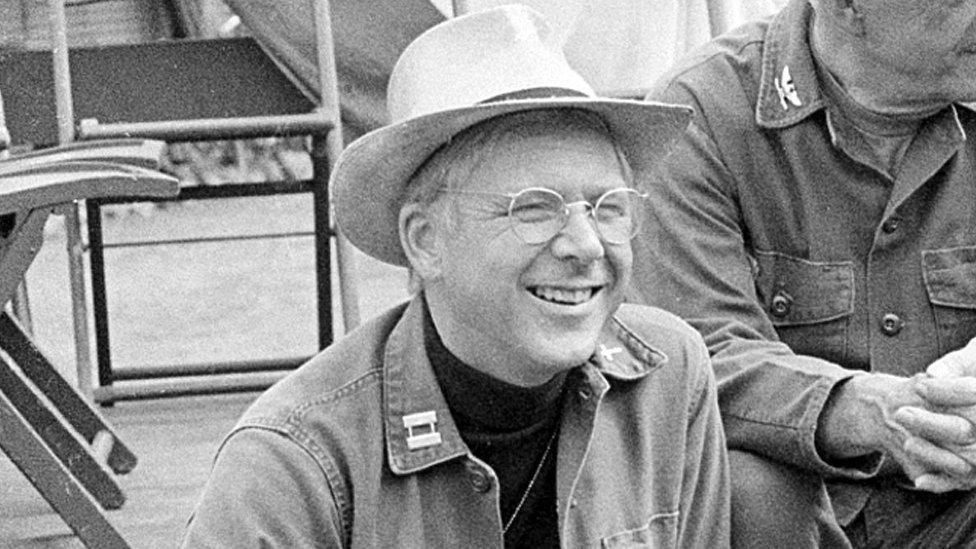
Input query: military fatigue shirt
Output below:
<box><xmin>635</xmin><ymin>0</ymin><xmax>976</xmax><ymax>526</ymax></box>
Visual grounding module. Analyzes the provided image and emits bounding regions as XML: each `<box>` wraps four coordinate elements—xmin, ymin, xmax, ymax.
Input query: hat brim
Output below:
<box><xmin>331</xmin><ymin>97</ymin><xmax>691</xmax><ymax>267</ymax></box>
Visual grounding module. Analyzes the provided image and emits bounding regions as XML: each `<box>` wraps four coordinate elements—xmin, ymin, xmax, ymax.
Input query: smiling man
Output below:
<box><xmin>634</xmin><ymin>0</ymin><xmax>976</xmax><ymax>546</ymax></box>
<box><xmin>182</xmin><ymin>6</ymin><xmax>729</xmax><ymax>549</ymax></box>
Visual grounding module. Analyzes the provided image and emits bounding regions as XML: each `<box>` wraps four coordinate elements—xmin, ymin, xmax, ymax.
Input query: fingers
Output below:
<box><xmin>912</xmin><ymin>472</ymin><xmax>976</xmax><ymax>493</ymax></box>
<box><xmin>876</xmin><ymin>405</ymin><xmax>948</xmax><ymax>483</ymax></box>
<box><xmin>894</xmin><ymin>406</ymin><xmax>976</xmax><ymax>446</ymax></box>
<box><xmin>885</xmin><ymin>405</ymin><xmax>976</xmax><ymax>492</ymax></box>
<box><xmin>901</xmin><ymin>435</ymin><xmax>976</xmax><ymax>478</ymax></box>
<box><xmin>914</xmin><ymin>375</ymin><xmax>976</xmax><ymax>407</ymax></box>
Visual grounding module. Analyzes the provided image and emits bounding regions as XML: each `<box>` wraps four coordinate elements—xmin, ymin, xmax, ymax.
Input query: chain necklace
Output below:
<box><xmin>502</xmin><ymin>426</ymin><xmax>559</xmax><ymax>535</ymax></box>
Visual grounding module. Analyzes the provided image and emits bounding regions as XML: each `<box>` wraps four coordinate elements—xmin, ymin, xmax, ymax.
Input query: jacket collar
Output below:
<box><xmin>594</xmin><ymin>305</ymin><xmax>669</xmax><ymax>381</ymax></box>
<box><xmin>383</xmin><ymin>296</ymin><xmax>467</xmax><ymax>475</ymax></box>
<box><xmin>382</xmin><ymin>296</ymin><xmax>668</xmax><ymax>475</ymax></box>
<box><xmin>755</xmin><ymin>0</ymin><xmax>824</xmax><ymax>129</ymax></box>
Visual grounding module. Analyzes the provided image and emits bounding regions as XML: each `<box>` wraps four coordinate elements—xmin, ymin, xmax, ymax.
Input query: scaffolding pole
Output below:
<box><xmin>48</xmin><ymin>0</ymin><xmax>94</xmax><ymax>400</ymax></box>
<box><xmin>312</xmin><ymin>0</ymin><xmax>360</xmax><ymax>333</ymax></box>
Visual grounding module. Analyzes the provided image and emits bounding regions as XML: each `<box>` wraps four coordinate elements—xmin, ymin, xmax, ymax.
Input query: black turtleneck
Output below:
<box><xmin>422</xmin><ymin>299</ymin><xmax>565</xmax><ymax>548</ymax></box>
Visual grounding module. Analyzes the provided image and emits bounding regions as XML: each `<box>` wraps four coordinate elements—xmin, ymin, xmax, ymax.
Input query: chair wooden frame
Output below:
<box><xmin>0</xmin><ymin>138</ymin><xmax>179</xmax><ymax>547</ymax></box>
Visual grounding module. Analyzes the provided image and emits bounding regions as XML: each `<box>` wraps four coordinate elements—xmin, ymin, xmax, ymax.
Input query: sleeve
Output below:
<box><xmin>631</xmin><ymin>82</ymin><xmax>879</xmax><ymax>479</ymax></box>
<box><xmin>677</xmin><ymin>339</ymin><xmax>731</xmax><ymax>549</ymax></box>
<box><xmin>181</xmin><ymin>428</ymin><xmax>346</xmax><ymax>548</ymax></box>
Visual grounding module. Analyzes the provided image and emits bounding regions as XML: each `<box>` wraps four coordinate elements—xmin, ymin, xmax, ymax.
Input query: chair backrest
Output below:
<box><xmin>0</xmin><ymin>137</ymin><xmax>179</xmax><ymax>306</ymax></box>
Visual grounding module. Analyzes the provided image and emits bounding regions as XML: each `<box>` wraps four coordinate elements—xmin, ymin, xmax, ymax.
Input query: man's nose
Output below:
<box><xmin>550</xmin><ymin>204</ymin><xmax>605</xmax><ymax>262</ymax></box>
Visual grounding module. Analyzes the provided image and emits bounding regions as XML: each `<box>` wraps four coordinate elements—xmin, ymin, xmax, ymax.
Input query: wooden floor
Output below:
<box><xmin>0</xmin><ymin>392</ymin><xmax>258</xmax><ymax>548</ymax></box>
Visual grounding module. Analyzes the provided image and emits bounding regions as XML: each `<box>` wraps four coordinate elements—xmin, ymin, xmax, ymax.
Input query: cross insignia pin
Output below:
<box><xmin>599</xmin><ymin>344</ymin><xmax>623</xmax><ymax>362</ymax></box>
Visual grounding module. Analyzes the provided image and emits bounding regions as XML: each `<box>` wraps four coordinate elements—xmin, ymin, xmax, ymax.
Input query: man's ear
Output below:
<box><xmin>399</xmin><ymin>203</ymin><xmax>443</xmax><ymax>281</ymax></box>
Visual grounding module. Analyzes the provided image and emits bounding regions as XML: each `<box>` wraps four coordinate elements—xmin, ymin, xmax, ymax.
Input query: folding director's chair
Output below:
<box><xmin>0</xmin><ymin>137</ymin><xmax>179</xmax><ymax>548</ymax></box>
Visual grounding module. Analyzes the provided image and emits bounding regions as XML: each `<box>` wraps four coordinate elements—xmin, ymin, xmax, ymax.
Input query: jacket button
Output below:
<box><xmin>880</xmin><ymin>313</ymin><xmax>903</xmax><ymax>336</ymax></box>
<box><xmin>578</xmin><ymin>387</ymin><xmax>592</xmax><ymax>401</ymax></box>
<box><xmin>770</xmin><ymin>291</ymin><xmax>792</xmax><ymax>317</ymax></box>
<box><xmin>467</xmin><ymin>465</ymin><xmax>492</xmax><ymax>493</ymax></box>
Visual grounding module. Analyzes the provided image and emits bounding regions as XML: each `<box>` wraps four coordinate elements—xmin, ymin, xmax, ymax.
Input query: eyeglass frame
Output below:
<box><xmin>436</xmin><ymin>186</ymin><xmax>647</xmax><ymax>245</ymax></box>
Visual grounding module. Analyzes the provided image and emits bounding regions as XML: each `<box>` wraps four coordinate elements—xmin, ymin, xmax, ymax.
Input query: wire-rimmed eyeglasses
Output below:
<box><xmin>438</xmin><ymin>186</ymin><xmax>647</xmax><ymax>244</ymax></box>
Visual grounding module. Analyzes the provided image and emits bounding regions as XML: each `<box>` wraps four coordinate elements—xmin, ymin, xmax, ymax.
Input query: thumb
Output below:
<box><xmin>928</xmin><ymin>341</ymin><xmax>976</xmax><ymax>378</ymax></box>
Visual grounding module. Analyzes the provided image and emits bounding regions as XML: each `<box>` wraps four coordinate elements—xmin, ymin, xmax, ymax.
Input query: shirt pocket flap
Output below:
<box><xmin>922</xmin><ymin>246</ymin><xmax>976</xmax><ymax>309</ymax></box>
<box><xmin>754</xmin><ymin>250</ymin><xmax>854</xmax><ymax>326</ymax></box>
<box><xmin>601</xmin><ymin>511</ymin><xmax>678</xmax><ymax>548</ymax></box>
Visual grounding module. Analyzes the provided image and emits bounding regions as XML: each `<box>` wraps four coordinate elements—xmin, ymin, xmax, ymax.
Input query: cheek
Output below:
<box><xmin>608</xmin><ymin>245</ymin><xmax>634</xmax><ymax>282</ymax></box>
<box><xmin>442</xmin><ymin>236</ymin><xmax>532</xmax><ymax>293</ymax></box>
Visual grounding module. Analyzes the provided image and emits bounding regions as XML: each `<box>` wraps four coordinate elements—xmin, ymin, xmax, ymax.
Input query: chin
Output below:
<box><xmin>532</xmin><ymin>339</ymin><xmax>597</xmax><ymax>369</ymax></box>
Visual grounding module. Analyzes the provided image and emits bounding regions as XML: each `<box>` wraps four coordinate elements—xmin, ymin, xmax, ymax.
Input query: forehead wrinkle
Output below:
<box><xmin>459</xmin><ymin>110</ymin><xmax>629</xmax><ymax>189</ymax></box>
<box><xmin>481</xmin><ymin>134</ymin><xmax>628</xmax><ymax>194</ymax></box>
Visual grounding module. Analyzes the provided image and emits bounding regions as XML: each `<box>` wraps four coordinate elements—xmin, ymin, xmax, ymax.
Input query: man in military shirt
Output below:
<box><xmin>635</xmin><ymin>0</ymin><xmax>976</xmax><ymax>546</ymax></box>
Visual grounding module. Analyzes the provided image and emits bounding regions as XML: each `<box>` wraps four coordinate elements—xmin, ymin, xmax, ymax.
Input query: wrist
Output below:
<box><xmin>815</xmin><ymin>373</ymin><xmax>917</xmax><ymax>462</ymax></box>
<box><xmin>816</xmin><ymin>375</ymin><xmax>876</xmax><ymax>462</ymax></box>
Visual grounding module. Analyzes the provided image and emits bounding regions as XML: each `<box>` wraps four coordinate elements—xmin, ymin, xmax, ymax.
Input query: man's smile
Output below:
<box><xmin>528</xmin><ymin>285</ymin><xmax>603</xmax><ymax>305</ymax></box>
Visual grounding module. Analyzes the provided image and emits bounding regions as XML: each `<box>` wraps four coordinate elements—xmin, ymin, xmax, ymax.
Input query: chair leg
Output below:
<box><xmin>0</xmin><ymin>349</ymin><xmax>125</xmax><ymax>509</ymax></box>
<box><xmin>0</xmin><ymin>389</ymin><xmax>130</xmax><ymax>548</ymax></box>
<box><xmin>0</xmin><ymin>311</ymin><xmax>137</xmax><ymax>474</ymax></box>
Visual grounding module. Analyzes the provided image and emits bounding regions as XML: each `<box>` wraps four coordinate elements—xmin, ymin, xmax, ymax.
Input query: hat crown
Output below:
<box><xmin>387</xmin><ymin>5</ymin><xmax>595</xmax><ymax>123</ymax></box>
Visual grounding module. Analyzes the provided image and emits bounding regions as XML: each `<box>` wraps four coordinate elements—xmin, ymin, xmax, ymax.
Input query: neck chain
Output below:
<box><xmin>502</xmin><ymin>425</ymin><xmax>559</xmax><ymax>534</ymax></box>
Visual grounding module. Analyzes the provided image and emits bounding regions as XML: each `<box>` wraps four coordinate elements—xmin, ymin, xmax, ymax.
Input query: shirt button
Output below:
<box><xmin>882</xmin><ymin>217</ymin><xmax>901</xmax><ymax>234</ymax></box>
<box><xmin>770</xmin><ymin>290</ymin><xmax>792</xmax><ymax>318</ymax></box>
<box><xmin>466</xmin><ymin>464</ymin><xmax>492</xmax><ymax>493</ymax></box>
<box><xmin>570</xmin><ymin>498</ymin><xmax>579</xmax><ymax>508</ymax></box>
<box><xmin>880</xmin><ymin>313</ymin><xmax>903</xmax><ymax>336</ymax></box>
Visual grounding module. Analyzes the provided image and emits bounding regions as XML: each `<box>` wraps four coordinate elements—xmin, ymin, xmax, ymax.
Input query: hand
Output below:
<box><xmin>816</xmin><ymin>374</ymin><xmax>951</xmax><ymax>483</ymax></box>
<box><xmin>893</xmin><ymin>339</ymin><xmax>976</xmax><ymax>492</ymax></box>
<box><xmin>892</xmin><ymin>405</ymin><xmax>976</xmax><ymax>492</ymax></box>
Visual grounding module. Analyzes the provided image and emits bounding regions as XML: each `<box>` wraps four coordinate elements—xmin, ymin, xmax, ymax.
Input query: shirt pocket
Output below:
<box><xmin>753</xmin><ymin>250</ymin><xmax>854</xmax><ymax>364</ymax></box>
<box><xmin>921</xmin><ymin>246</ymin><xmax>976</xmax><ymax>354</ymax></box>
<box><xmin>601</xmin><ymin>511</ymin><xmax>678</xmax><ymax>549</ymax></box>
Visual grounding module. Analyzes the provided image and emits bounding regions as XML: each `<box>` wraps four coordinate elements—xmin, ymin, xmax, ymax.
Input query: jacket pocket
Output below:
<box><xmin>601</xmin><ymin>511</ymin><xmax>678</xmax><ymax>548</ymax></box>
<box><xmin>753</xmin><ymin>250</ymin><xmax>854</xmax><ymax>363</ymax></box>
<box><xmin>922</xmin><ymin>246</ymin><xmax>976</xmax><ymax>354</ymax></box>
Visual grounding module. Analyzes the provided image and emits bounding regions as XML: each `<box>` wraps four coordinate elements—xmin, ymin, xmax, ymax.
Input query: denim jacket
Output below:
<box><xmin>182</xmin><ymin>296</ymin><xmax>730</xmax><ymax>548</ymax></box>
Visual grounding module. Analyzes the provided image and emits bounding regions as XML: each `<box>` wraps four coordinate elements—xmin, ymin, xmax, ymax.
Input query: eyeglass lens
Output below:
<box><xmin>507</xmin><ymin>187</ymin><xmax>643</xmax><ymax>244</ymax></box>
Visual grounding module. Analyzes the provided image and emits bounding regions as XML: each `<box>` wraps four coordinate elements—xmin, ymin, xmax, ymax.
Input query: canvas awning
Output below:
<box><xmin>223</xmin><ymin>0</ymin><xmax>785</xmax><ymax>139</ymax></box>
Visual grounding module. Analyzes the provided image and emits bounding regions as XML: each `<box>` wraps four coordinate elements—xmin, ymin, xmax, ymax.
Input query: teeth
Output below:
<box><xmin>532</xmin><ymin>286</ymin><xmax>594</xmax><ymax>304</ymax></box>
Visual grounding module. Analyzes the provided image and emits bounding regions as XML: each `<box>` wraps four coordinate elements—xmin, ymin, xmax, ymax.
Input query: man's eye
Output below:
<box><xmin>511</xmin><ymin>202</ymin><xmax>557</xmax><ymax>222</ymax></box>
<box><xmin>596</xmin><ymin>200</ymin><xmax>629</xmax><ymax>219</ymax></box>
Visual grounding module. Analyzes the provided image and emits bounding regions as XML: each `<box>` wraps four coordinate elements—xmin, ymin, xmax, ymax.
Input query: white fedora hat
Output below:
<box><xmin>331</xmin><ymin>4</ymin><xmax>692</xmax><ymax>266</ymax></box>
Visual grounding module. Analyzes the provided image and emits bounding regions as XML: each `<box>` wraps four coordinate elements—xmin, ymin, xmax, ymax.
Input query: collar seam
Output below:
<box><xmin>287</xmin><ymin>369</ymin><xmax>383</xmax><ymax>418</ymax></box>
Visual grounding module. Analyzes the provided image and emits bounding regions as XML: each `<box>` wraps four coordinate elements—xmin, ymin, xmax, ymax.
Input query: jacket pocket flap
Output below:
<box><xmin>922</xmin><ymin>246</ymin><xmax>976</xmax><ymax>309</ymax></box>
<box><xmin>754</xmin><ymin>250</ymin><xmax>854</xmax><ymax>326</ymax></box>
